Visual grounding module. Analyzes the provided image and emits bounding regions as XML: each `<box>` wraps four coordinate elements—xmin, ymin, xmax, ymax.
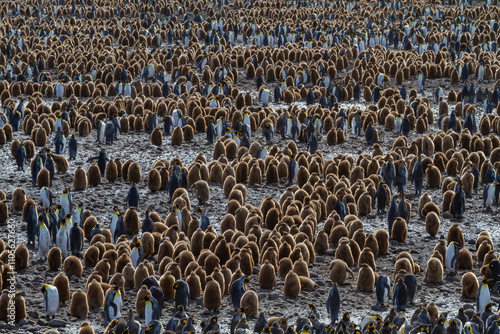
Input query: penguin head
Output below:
<box><xmin>142</xmin><ymin>294</ymin><xmax>151</xmax><ymax>302</ymax></box>
<box><xmin>40</xmin><ymin>284</ymin><xmax>48</xmax><ymax>294</ymax></box>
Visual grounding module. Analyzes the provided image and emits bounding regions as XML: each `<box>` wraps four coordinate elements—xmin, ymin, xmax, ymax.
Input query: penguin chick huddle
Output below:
<box><xmin>2</xmin><ymin>0</ymin><xmax>500</xmax><ymax>333</ymax></box>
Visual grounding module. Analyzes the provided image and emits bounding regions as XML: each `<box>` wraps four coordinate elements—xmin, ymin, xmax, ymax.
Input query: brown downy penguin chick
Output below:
<box><xmin>258</xmin><ymin>260</ymin><xmax>277</xmax><ymax>289</ymax></box>
<box><xmin>53</xmin><ymin>272</ymin><xmax>70</xmax><ymax>303</ymax></box>
<box><xmin>357</xmin><ymin>263</ymin><xmax>376</xmax><ymax>292</ymax></box>
<box><xmin>447</xmin><ymin>223</ymin><xmax>465</xmax><ymax>248</ymax></box>
<box><xmin>418</xmin><ymin>192</ymin><xmax>432</xmax><ymax>218</ymax></box>
<box><xmin>434</xmin><ymin>240</ymin><xmax>447</xmax><ymax>261</ymax></box>
<box><xmin>14</xmin><ymin>292</ymin><xmax>26</xmax><ymax>323</ymax></box>
<box><xmin>461</xmin><ymin>272</ymin><xmax>479</xmax><ymax>299</ymax></box>
<box><xmin>73</xmin><ymin>166</ymin><xmax>87</xmax><ymax>190</ymax></box>
<box><xmin>36</xmin><ymin>167</ymin><xmax>50</xmax><ymax>188</ymax></box>
<box><xmin>124</xmin><ymin>207</ymin><xmax>140</xmax><ymax>235</ymax></box>
<box><xmin>335</xmin><ymin>239</ymin><xmax>354</xmax><ymax>267</ymax></box>
<box><xmin>314</xmin><ymin>230</ymin><xmax>329</xmax><ymax>255</ymax></box>
<box><xmin>134</xmin><ymin>263</ymin><xmax>150</xmax><ymax>289</ymax></box>
<box><xmin>426</xmin><ymin>301</ymin><xmax>439</xmax><ymax>323</ymax></box>
<box><xmin>186</xmin><ymin>271</ymin><xmax>202</xmax><ymax>300</ymax></box>
<box><xmin>128</xmin><ymin>162</ymin><xmax>142</xmax><ymax>184</ymax></box>
<box><xmin>78</xmin><ymin>322</ymin><xmax>94</xmax><ymax>334</ymax></box>
<box><xmin>240</xmin><ymin>290</ymin><xmax>259</xmax><ymax>317</ymax></box>
<box><xmin>391</xmin><ymin>218</ymin><xmax>407</xmax><ymax>243</ymax></box>
<box><xmin>483</xmin><ymin>250</ymin><xmax>497</xmax><ymax>266</ymax></box>
<box><xmin>0</xmin><ymin>290</ymin><xmax>8</xmax><ymax>321</ymax></box>
<box><xmin>83</xmin><ymin>245</ymin><xmax>100</xmax><ymax>267</ymax></box>
<box><xmin>105</xmin><ymin>159</ymin><xmax>118</xmax><ymax>183</ymax></box>
<box><xmin>70</xmin><ymin>289</ymin><xmax>89</xmax><ymax>318</ymax></box>
<box><xmin>292</xmin><ymin>255</ymin><xmax>309</xmax><ymax>277</ymax></box>
<box><xmin>191</xmin><ymin>180</ymin><xmax>210</xmax><ymax>205</ymax></box>
<box><xmin>64</xmin><ymin>256</ymin><xmax>83</xmax><ymax>277</ymax></box>
<box><xmin>357</xmin><ymin>193</ymin><xmax>372</xmax><ymax>216</ymax></box>
<box><xmin>0</xmin><ymin>199</ymin><xmax>8</xmax><ymax>223</ymax></box>
<box><xmin>426</xmin><ymin>166</ymin><xmax>441</xmax><ymax>188</ymax></box>
<box><xmin>203</xmin><ymin>276</ymin><xmax>222</xmax><ymax>311</ymax></box>
<box><xmin>329</xmin><ymin>259</ymin><xmax>355</xmax><ymax>284</ymax></box>
<box><xmin>87</xmin><ymin>279</ymin><xmax>104</xmax><ymax>309</ymax></box>
<box><xmin>171</xmin><ymin>126</ymin><xmax>184</xmax><ymax>145</ymax></box>
<box><xmin>278</xmin><ymin>257</ymin><xmax>293</xmax><ymax>278</ymax></box>
<box><xmin>47</xmin><ymin>247</ymin><xmax>62</xmax><ymax>270</ymax></box>
<box><xmin>424</xmin><ymin>258</ymin><xmax>443</xmax><ymax>283</ymax></box>
<box><xmin>15</xmin><ymin>243</ymin><xmax>29</xmax><ymax>270</ymax></box>
<box><xmin>374</xmin><ymin>229</ymin><xmax>389</xmax><ymax>255</ymax></box>
<box><xmin>135</xmin><ymin>285</ymin><xmax>152</xmax><ymax>316</ymax></box>
<box><xmin>87</xmin><ymin>163</ymin><xmax>101</xmax><ymax>187</ymax></box>
<box><xmin>425</xmin><ymin>212</ymin><xmax>440</xmax><ymax>236</ymax></box>
<box><xmin>283</xmin><ymin>271</ymin><xmax>301</xmax><ymax>298</ymax></box>
<box><xmin>160</xmin><ymin>273</ymin><xmax>175</xmax><ymax>300</ymax></box>
<box><xmin>12</xmin><ymin>187</ymin><xmax>26</xmax><ymax>211</ymax></box>
<box><xmin>358</xmin><ymin>247</ymin><xmax>376</xmax><ymax>272</ymax></box>
<box><xmin>148</xmin><ymin>169</ymin><xmax>161</xmax><ymax>192</ymax></box>
<box><xmin>298</xmin><ymin>276</ymin><xmax>318</xmax><ymax>291</ymax></box>
<box><xmin>458</xmin><ymin>248</ymin><xmax>473</xmax><ymax>269</ymax></box>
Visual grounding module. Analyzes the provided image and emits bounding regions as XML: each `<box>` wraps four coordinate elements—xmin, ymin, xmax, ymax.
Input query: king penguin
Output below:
<box><xmin>477</xmin><ymin>279</ymin><xmax>491</xmax><ymax>313</ymax></box>
<box><xmin>104</xmin><ymin>286</ymin><xmax>122</xmax><ymax>322</ymax></box>
<box><xmin>393</xmin><ymin>278</ymin><xmax>407</xmax><ymax>312</ymax></box>
<box><xmin>38</xmin><ymin>220</ymin><xmax>51</xmax><ymax>260</ymax></box>
<box><xmin>69</xmin><ymin>221</ymin><xmax>82</xmax><ymax>255</ymax></box>
<box><xmin>375</xmin><ymin>275</ymin><xmax>391</xmax><ymax>306</ymax></box>
<box><xmin>445</xmin><ymin>241</ymin><xmax>459</xmax><ymax>274</ymax></box>
<box><xmin>230</xmin><ymin>276</ymin><xmax>249</xmax><ymax>311</ymax></box>
<box><xmin>41</xmin><ymin>284</ymin><xmax>60</xmax><ymax>320</ymax></box>
<box><xmin>143</xmin><ymin>294</ymin><xmax>160</xmax><ymax>326</ymax></box>
<box><xmin>327</xmin><ymin>282</ymin><xmax>341</xmax><ymax>323</ymax></box>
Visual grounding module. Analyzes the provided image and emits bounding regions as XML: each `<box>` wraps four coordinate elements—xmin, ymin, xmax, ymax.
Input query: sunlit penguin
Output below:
<box><xmin>104</xmin><ymin>286</ymin><xmax>122</xmax><ymax>322</ymax></box>
<box><xmin>484</xmin><ymin>182</ymin><xmax>498</xmax><ymax>210</ymax></box>
<box><xmin>375</xmin><ymin>275</ymin><xmax>391</xmax><ymax>306</ymax></box>
<box><xmin>435</xmin><ymin>87</ymin><xmax>443</xmax><ymax>102</ymax></box>
<box><xmin>143</xmin><ymin>294</ymin><xmax>160</xmax><ymax>325</ymax></box>
<box><xmin>57</xmin><ymin>219</ymin><xmax>69</xmax><ymax>259</ymax></box>
<box><xmin>445</xmin><ymin>241</ymin><xmax>459</xmax><ymax>274</ymax></box>
<box><xmin>40</xmin><ymin>186</ymin><xmax>53</xmax><ymax>208</ymax></box>
<box><xmin>56</xmin><ymin>81</ymin><xmax>65</xmax><ymax>100</ymax></box>
<box><xmin>395</xmin><ymin>115</ymin><xmax>402</xmax><ymax>133</ymax></box>
<box><xmin>38</xmin><ymin>220</ymin><xmax>51</xmax><ymax>260</ymax></box>
<box><xmin>207</xmin><ymin>121</ymin><xmax>216</xmax><ymax>144</ymax></box>
<box><xmin>72</xmin><ymin>203</ymin><xmax>83</xmax><ymax>228</ymax></box>
<box><xmin>130</xmin><ymin>241</ymin><xmax>144</xmax><ymax>268</ymax></box>
<box><xmin>477</xmin><ymin>280</ymin><xmax>491</xmax><ymax>313</ymax></box>
<box><xmin>261</xmin><ymin>88</ymin><xmax>271</xmax><ymax>107</ymax></box>
<box><xmin>41</xmin><ymin>284</ymin><xmax>60</xmax><ymax>320</ymax></box>
<box><xmin>96</xmin><ymin>119</ymin><xmax>105</xmax><ymax>143</ymax></box>
<box><xmin>327</xmin><ymin>282</ymin><xmax>341</xmax><ymax>323</ymax></box>
<box><xmin>257</xmin><ymin>146</ymin><xmax>268</xmax><ymax>160</ymax></box>
<box><xmin>377</xmin><ymin>73</ymin><xmax>389</xmax><ymax>88</ymax></box>
<box><xmin>351</xmin><ymin>114</ymin><xmax>361</xmax><ymax>137</ymax></box>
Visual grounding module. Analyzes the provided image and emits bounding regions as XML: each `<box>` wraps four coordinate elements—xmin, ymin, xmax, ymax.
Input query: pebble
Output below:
<box><xmin>268</xmin><ymin>292</ymin><xmax>279</xmax><ymax>300</ymax></box>
<box><xmin>48</xmin><ymin>319</ymin><xmax>67</xmax><ymax>327</ymax></box>
<box><xmin>27</xmin><ymin>311</ymin><xmax>38</xmax><ymax>319</ymax></box>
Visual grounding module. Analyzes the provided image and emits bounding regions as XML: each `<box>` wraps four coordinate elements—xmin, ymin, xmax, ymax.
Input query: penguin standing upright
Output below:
<box><xmin>41</xmin><ymin>284</ymin><xmax>59</xmax><ymax>320</ymax></box>
<box><xmin>104</xmin><ymin>286</ymin><xmax>122</xmax><ymax>322</ymax></box>
<box><xmin>375</xmin><ymin>275</ymin><xmax>391</xmax><ymax>306</ymax></box>
<box><xmin>16</xmin><ymin>143</ymin><xmax>26</xmax><ymax>171</ymax></box>
<box><xmin>412</xmin><ymin>157</ymin><xmax>423</xmax><ymax>195</ymax></box>
<box><xmin>445</xmin><ymin>241</ymin><xmax>459</xmax><ymax>274</ymax></box>
<box><xmin>57</xmin><ymin>219</ymin><xmax>69</xmax><ymax>259</ymax></box>
<box><xmin>398</xmin><ymin>195</ymin><xmax>409</xmax><ymax>223</ymax></box>
<box><xmin>263</xmin><ymin>122</ymin><xmax>274</xmax><ymax>146</ymax></box>
<box><xmin>40</xmin><ymin>186</ymin><xmax>53</xmax><ymax>208</ymax></box>
<box><xmin>477</xmin><ymin>280</ymin><xmax>491</xmax><ymax>313</ymax></box>
<box><xmin>327</xmin><ymin>282</ymin><xmax>341</xmax><ymax>323</ymax></box>
<box><xmin>69</xmin><ymin>222</ymin><xmax>82</xmax><ymax>255</ymax></box>
<box><xmin>288</xmin><ymin>156</ymin><xmax>298</xmax><ymax>186</ymax></box>
<box><xmin>142</xmin><ymin>210</ymin><xmax>154</xmax><ymax>234</ymax></box>
<box><xmin>484</xmin><ymin>182</ymin><xmax>498</xmax><ymax>210</ymax></box>
<box><xmin>387</xmin><ymin>196</ymin><xmax>399</xmax><ymax>234</ymax></box>
<box><xmin>403</xmin><ymin>274</ymin><xmax>417</xmax><ymax>304</ymax></box>
<box><xmin>173</xmin><ymin>280</ymin><xmax>190</xmax><ymax>310</ymax></box>
<box><xmin>230</xmin><ymin>276</ymin><xmax>249</xmax><ymax>311</ymax></box>
<box><xmin>451</xmin><ymin>182</ymin><xmax>465</xmax><ymax>219</ymax></box>
<box><xmin>365</xmin><ymin>122</ymin><xmax>375</xmax><ymax>145</ymax></box>
<box><xmin>38</xmin><ymin>220</ymin><xmax>50</xmax><ymax>260</ymax></box>
<box><xmin>393</xmin><ymin>278</ymin><xmax>407</xmax><ymax>312</ymax></box>
<box><xmin>127</xmin><ymin>183</ymin><xmax>140</xmax><ymax>209</ymax></box>
<box><xmin>397</xmin><ymin>162</ymin><xmax>407</xmax><ymax>194</ymax></box>
<box><xmin>375</xmin><ymin>182</ymin><xmax>388</xmax><ymax>214</ymax></box>
<box><xmin>307</xmin><ymin>133</ymin><xmax>318</xmax><ymax>154</ymax></box>
<box><xmin>27</xmin><ymin>204</ymin><xmax>38</xmax><ymax>246</ymax></box>
<box><xmin>143</xmin><ymin>294</ymin><xmax>160</xmax><ymax>326</ymax></box>
<box><xmin>130</xmin><ymin>241</ymin><xmax>144</xmax><ymax>268</ymax></box>
<box><xmin>60</xmin><ymin>189</ymin><xmax>72</xmax><ymax>217</ymax></box>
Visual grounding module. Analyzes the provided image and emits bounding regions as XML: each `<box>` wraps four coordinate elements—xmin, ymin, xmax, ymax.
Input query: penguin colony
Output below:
<box><xmin>1</xmin><ymin>0</ymin><xmax>500</xmax><ymax>333</ymax></box>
